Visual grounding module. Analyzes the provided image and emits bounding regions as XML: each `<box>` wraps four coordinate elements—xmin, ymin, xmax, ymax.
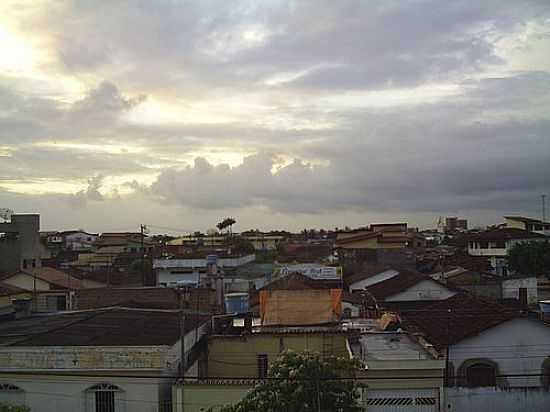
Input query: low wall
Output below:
<box><xmin>446</xmin><ymin>387</ymin><xmax>550</xmax><ymax>412</ymax></box>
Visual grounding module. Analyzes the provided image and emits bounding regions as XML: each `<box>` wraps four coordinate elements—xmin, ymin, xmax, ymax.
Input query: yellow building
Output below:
<box><xmin>207</xmin><ymin>330</ymin><xmax>349</xmax><ymax>378</ymax></box>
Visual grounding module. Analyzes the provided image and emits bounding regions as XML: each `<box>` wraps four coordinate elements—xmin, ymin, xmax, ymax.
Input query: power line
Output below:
<box><xmin>1</xmin><ymin>370</ymin><xmax>550</xmax><ymax>381</ymax></box>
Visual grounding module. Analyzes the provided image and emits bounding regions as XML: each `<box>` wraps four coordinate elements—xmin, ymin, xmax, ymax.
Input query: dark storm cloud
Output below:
<box><xmin>37</xmin><ymin>0</ymin><xmax>548</xmax><ymax>93</ymax></box>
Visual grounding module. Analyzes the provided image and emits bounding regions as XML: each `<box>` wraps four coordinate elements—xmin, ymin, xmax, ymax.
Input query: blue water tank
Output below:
<box><xmin>224</xmin><ymin>293</ymin><xmax>249</xmax><ymax>314</ymax></box>
<box><xmin>206</xmin><ymin>254</ymin><xmax>218</xmax><ymax>265</ymax></box>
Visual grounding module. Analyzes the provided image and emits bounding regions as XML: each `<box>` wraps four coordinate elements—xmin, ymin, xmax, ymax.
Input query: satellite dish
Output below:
<box><xmin>0</xmin><ymin>208</ymin><xmax>14</xmax><ymax>222</ymax></box>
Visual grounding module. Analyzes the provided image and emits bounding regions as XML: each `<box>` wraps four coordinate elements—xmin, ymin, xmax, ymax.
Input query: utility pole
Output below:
<box><xmin>543</xmin><ymin>194</ymin><xmax>547</xmax><ymax>223</ymax></box>
<box><xmin>179</xmin><ymin>287</ymin><xmax>188</xmax><ymax>412</ymax></box>
<box><xmin>140</xmin><ymin>224</ymin><xmax>147</xmax><ymax>286</ymax></box>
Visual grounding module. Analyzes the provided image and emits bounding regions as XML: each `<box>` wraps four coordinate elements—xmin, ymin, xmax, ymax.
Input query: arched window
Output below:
<box><xmin>0</xmin><ymin>383</ymin><xmax>25</xmax><ymax>405</ymax></box>
<box><xmin>343</xmin><ymin>307</ymin><xmax>352</xmax><ymax>319</ymax></box>
<box><xmin>466</xmin><ymin>363</ymin><xmax>496</xmax><ymax>387</ymax></box>
<box><xmin>87</xmin><ymin>383</ymin><xmax>123</xmax><ymax>412</ymax></box>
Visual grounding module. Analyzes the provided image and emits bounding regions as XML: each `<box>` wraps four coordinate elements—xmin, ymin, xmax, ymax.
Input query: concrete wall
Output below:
<box><xmin>502</xmin><ymin>277</ymin><xmax>538</xmax><ymax>304</ymax></box>
<box><xmin>207</xmin><ymin>333</ymin><xmax>349</xmax><ymax>378</ymax></box>
<box><xmin>0</xmin><ymin>373</ymin><xmax>171</xmax><ymax>412</ymax></box>
<box><xmin>173</xmin><ymin>383</ymin><xmax>254</xmax><ymax>412</ymax></box>
<box><xmin>0</xmin><ymin>215</ymin><xmax>43</xmax><ymax>273</ymax></box>
<box><xmin>0</xmin><ymin>346</ymin><xmax>178</xmax><ymax>370</ymax></box>
<box><xmin>446</xmin><ymin>387</ymin><xmax>550</xmax><ymax>412</ymax></box>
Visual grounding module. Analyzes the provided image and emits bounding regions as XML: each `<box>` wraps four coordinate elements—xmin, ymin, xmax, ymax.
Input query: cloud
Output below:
<box><xmin>151</xmin><ymin>72</ymin><xmax>550</xmax><ymax>215</ymax></box>
<box><xmin>0</xmin><ymin>1</ymin><xmax>549</xmax><ymax>230</ymax></box>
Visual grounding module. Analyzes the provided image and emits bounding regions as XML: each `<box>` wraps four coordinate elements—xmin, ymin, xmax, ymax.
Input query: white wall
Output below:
<box><xmin>0</xmin><ymin>374</ymin><xmax>170</xmax><ymax>412</ymax></box>
<box><xmin>446</xmin><ymin>387</ymin><xmax>550</xmax><ymax>412</ymax></box>
<box><xmin>385</xmin><ymin>280</ymin><xmax>456</xmax><ymax>302</ymax></box>
<box><xmin>349</xmin><ymin>269</ymin><xmax>399</xmax><ymax>291</ymax></box>
<box><xmin>450</xmin><ymin>318</ymin><xmax>550</xmax><ymax>388</ymax></box>
<box><xmin>501</xmin><ymin>277</ymin><xmax>538</xmax><ymax>304</ymax></box>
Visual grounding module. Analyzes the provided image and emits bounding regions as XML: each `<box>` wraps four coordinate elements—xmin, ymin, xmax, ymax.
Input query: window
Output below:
<box><xmin>257</xmin><ymin>354</ymin><xmax>268</xmax><ymax>379</ymax></box>
<box><xmin>22</xmin><ymin>259</ymin><xmax>27</xmax><ymax>269</ymax></box>
<box><xmin>88</xmin><ymin>383</ymin><xmax>121</xmax><ymax>412</ymax></box>
<box><xmin>479</xmin><ymin>241</ymin><xmax>489</xmax><ymax>249</ymax></box>
<box><xmin>466</xmin><ymin>363</ymin><xmax>496</xmax><ymax>387</ymax></box>
<box><xmin>31</xmin><ymin>259</ymin><xmax>36</xmax><ymax>268</ymax></box>
<box><xmin>495</xmin><ymin>241</ymin><xmax>506</xmax><ymax>248</ymax></box>
<box><xmin>46</xmin><ymin>295</ymin><xmax>67</xmax><ymax>312</ymax></box>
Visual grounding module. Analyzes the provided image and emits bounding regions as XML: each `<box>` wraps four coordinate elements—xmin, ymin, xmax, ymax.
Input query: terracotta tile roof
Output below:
<box><xmin>365</xmin><ymin>269</ymin><xmax>433</xmax><ymax>300</ymax></box>
<box><xmin>335</xmin><ymin>231</ymin><xmax>382</xmax><ymax>245</ymax></box>
<box><xmin>22</xmin><ymin>267</ymin><xmax>82</xmax><ymax>290</ymax></box>
<box><xmin>401</xmin><ymin>293</ymin><xmax>518</xmax><ymax>349</ymax></box>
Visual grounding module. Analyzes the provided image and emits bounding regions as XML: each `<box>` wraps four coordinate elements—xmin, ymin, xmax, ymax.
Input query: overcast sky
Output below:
<box><xmin>1</xmin><ymin>0</ymin><xmax>549</xmax><ymax>233</ymax></box>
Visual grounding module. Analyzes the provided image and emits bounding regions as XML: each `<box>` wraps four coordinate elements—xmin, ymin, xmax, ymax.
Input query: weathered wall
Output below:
<box><xmin>208</xmin><ymin>333</ymin><xmax>349</xmax><ymax>378</ymax></box>
<box><xmin>0</xmin><ymin>346</ymin><xmax>177</xmax><ymax>370</ymax></box>
<box><xmin>446</xmin><ymin>387</ymin><xmax>550</xmax><ymax>412</ymax></box>
<box><xmin>502</xmin><ymin>277</ymin><xmax>538</xmax><ymax>304</ymax></box>
<box><xmin>173</xmin><ymin>383</ymin><xmax>254</xmax><ymax>412</ymax></box>
<box><xmin>0</xmin><ymin>215</ymin><xmax>43</xmax><ymax>273</ymax></box>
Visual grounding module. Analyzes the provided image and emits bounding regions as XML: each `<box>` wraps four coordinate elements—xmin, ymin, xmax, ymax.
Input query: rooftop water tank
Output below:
<box><xmin>224</xmin><ymin>292</ymin><xmax>249</xmax><ymax>314</ymax></box>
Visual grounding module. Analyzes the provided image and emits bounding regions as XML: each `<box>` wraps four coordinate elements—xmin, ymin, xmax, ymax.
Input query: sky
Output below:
<box><xmin>0</xmin><ymin>0</ymin><xmax>549</xmax><ymax>234</ymax></box>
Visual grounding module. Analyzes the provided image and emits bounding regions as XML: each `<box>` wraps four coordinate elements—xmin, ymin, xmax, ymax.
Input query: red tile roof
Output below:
<box><xmin>22</xmin><ymin>267</ymin><xmax>83</xmax><ymax>290</ymax></box>
<box><xmin>401</xmin><ymin>293</ymin><xmax>518</xmax><ymax>349</ymax></box>
<box><xmin>335</xmin><ymin>231</ymin><xmax>382</xmax><ymax>245</ymax></box>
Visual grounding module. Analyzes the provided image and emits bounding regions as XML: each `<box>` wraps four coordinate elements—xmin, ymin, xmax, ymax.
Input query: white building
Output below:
<box><xmin>62</xmin><ymin>230</ymin><xmax>99</xmax><ymax>251</ymax></box>
<box><xmin>504</xmin><ymin>216</ymin><xmax>550</xmax><ymax>237</ymax></box>
<box><xmin>467</xmin><ymin>228</ymin><xmax>547</xmax><ymax>276</ymax></box>
<box><xmin>154</xmin><ymin>254</ymin><xmax>255</xmax><ymax>287</ymax></box>
<box><xmin>348</xmin><ymin>267</ymin><xmax>456</xmax><ymax>303</ymax></box>
<box><xmin>0</xmin><ymin>307</ymin><xmax>210</xmax><ymax>412</ymax></box>
<box><xmin>405</xmin><ymin>294</ymin><xmax>550</xmax><ymax>411</ymax></box>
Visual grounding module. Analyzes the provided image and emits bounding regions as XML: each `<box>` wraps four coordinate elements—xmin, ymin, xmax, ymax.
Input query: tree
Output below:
<box><xmin>216</xmin><ymin>351</ymin><xmax>364</xmax><ymax>412</ymax></box>
<box><xmin>227</xmin><ymin>235</ymin><xmax>255</xmax><ymax>255</ymax></box>
<box><xmin>217</xmin><ymin>217</ymin><xmax>237</xmax><ymax>235</ymax></box>
<box><xmin>507</xmin><ymin>241</ymin><xmax>550</xmax><ymax>278</ymax></box>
